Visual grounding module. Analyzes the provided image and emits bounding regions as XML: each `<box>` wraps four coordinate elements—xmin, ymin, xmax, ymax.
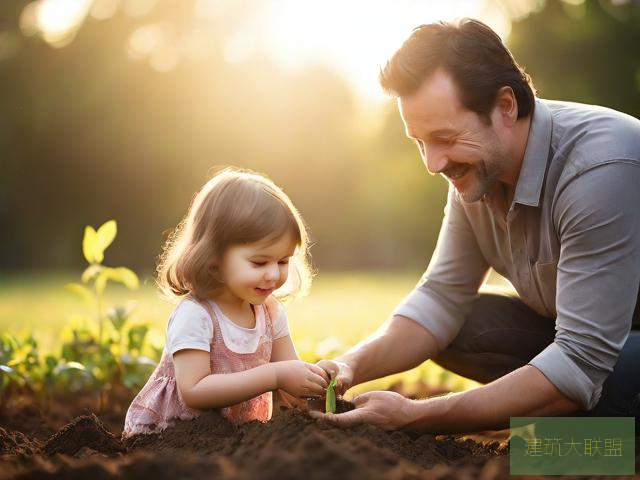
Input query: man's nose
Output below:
<box><xmin>424</xmin><ymin>146</ymin><xmax>449</xmax><ymax>175</ymax></box>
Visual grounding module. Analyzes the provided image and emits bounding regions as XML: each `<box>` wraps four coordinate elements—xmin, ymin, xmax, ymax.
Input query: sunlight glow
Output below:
<box><xmin>35</xmin><ymin>0</ymin><xmax>92</xmax><ymax>47</ymax></box>
<box><xmin>222</xmin><ymin>0</ymin><xmax>510</xmax><ymax>102</ymax></box>
<box><xmin>21</xmin><ymin>0</ymin><xmax>518</xmax><ymax>98</ymax></box>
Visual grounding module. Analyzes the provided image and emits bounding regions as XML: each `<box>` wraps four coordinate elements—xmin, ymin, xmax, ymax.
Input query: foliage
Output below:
<box><xmin>0</xmin><ymin>221</ymin><xmax>158</xmax><ymax>409</ymax></box>
<box><xmin>0</xmin><ymin>0</ymin><xmax>442</xmax><ymax>273</ymax></box>
<box><xmin>508</xmin><ymin>0</ymin><xmax>640</xmax><ymax>118</ymax></box>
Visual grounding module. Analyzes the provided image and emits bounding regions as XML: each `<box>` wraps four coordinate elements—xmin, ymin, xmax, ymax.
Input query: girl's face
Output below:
<box><xmin>218</xmin><ymin>232</ymin><xmax>298</xmax><ymax>306</ymax></box>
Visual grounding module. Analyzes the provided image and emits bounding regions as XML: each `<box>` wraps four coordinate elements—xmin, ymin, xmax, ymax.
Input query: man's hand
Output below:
<box><xmin>309</xmin><ymin>391</ymin><xmax>416</xmax><ymax>430</ymax></box>
<box><xmin>316</xmin><ymin>359</ymin><xmax>353</xmax><ymax>395</ymax></box>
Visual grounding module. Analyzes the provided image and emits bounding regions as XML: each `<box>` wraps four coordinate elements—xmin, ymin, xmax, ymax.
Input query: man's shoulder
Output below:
<box><xmin>542</xmin><ymin>99</ymin><xmax>640</xmax><ymax>177</ymax></box>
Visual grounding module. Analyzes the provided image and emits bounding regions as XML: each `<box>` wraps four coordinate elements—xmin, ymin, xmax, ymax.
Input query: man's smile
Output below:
<box><xmin>443</xmin><ymin>164</ymin><xmax>471</xmax><ymax>180</ymax></box>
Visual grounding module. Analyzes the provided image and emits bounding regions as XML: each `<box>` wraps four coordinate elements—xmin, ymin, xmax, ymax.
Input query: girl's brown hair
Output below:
<box><xmin>157</xmin><ymin>167</ymin><xmax>312</xmax><ymax>303</ymax></box>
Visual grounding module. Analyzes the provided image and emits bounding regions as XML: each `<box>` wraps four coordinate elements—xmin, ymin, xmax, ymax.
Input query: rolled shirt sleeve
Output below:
<box><xmin>393</xmin><ymin>186</ymin><xmax>490</xmax><ymax>351</ymax></box>
<box><xmin>528</xmin><ymin>162</ymin><xmax>640</xmax><ymax>410</ymax></box>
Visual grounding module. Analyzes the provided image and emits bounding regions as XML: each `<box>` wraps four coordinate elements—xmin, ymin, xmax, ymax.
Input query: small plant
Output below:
<box><xmin>63</xmin><ymin>220</ymin><xmax>159</xmax><ymax>408</ymax></box>
<box><xmin>0</xmin><ymin>220</ymin><xmax>160</xmax><ymax>410</ymax></box>
<box><xmin>66</xmin><ymin>220</ymin><xmax>139</xmax><ymax>347</ymax></box>
<box><xmin>325</xmin><ymin>378</ymin><xmax>337</xmax><ymax>413</ymax></box>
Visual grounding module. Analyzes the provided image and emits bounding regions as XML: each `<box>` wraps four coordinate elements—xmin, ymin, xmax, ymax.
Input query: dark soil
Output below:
<box><xmin>0</xmin><ymin>395</ymin><xmax>637</xmax><ymax>479</ymax></box>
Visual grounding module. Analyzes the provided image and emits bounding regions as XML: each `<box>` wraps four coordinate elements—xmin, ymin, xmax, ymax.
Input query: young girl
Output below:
<box><xmin>123</xmin><ymin>168</ymin><xmax>329</xmax><ymax>437</ymax></box>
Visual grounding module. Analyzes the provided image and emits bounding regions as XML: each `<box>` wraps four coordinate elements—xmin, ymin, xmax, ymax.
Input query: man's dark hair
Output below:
<box><xmin>379</xmin><ymin>18</ymin><xmax>536</xmax><ymax>119</ymax></box>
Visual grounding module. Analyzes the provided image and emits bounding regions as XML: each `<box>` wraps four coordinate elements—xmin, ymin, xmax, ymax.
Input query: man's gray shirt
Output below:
<box><xmin>394</xmin><ymin>98</ymin><xmax>640</xmax><ymax>410</ymax></box>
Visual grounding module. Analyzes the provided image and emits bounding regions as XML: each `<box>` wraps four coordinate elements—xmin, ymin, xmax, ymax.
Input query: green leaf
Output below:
<box><xmin>65</xmin><ymin>283</ymin><xmax>93</xmax><ymax>303</ymax></box>
<box><xmin>81</xmin><ymin>264</ymin><xmax>103</xmax><ymax>283</ymax></box>
<box><xmin>110</xmin><ymin>267</ymin><xmax>139</xmax><ymax>290</ymax></box>
<box><xmin>82</xmin><ymin>226</ymin><xmax>98</xmax><ymax>264</ymax></box>
<box><xmin>53</xmin><ymin>361</ymin><xmax>86</xmax><ymax>374</ymax></box>
<box><xmin>325</xmin><ymin>378</ymin><xmax>337</xmax><ymax>413</ymax></box>
<box><xmin>107</xmin><ymin>306</ymin><xmax>128</xmax><ymax>332</ymax></box>
<box><xmin>95</xmin><ymin>220</ymin><xmax>117</xmax><ymax>259</ymax></box>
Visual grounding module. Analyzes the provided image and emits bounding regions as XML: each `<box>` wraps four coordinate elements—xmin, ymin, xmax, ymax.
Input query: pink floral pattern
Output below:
<box><xmin>122</xmin><ymin>299</ymin><xmax>276</xmax><ymax>437</ymax></box>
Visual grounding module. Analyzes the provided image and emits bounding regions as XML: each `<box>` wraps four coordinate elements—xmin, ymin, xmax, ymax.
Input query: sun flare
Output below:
<box><xmin>230</xmin><ymin>0</ymin><xmax>510</xmax><ymax>101</ymax></box>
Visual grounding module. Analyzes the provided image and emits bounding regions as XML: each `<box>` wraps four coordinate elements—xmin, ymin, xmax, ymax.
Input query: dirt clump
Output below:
<box><xmin>0</xmin><ymin>427</ymin><xmax>40</xmax><ymax>457</ymax></box>
<box><xmin>41</xmin><ymin>414</ymin><xmax>124</xmax><ymax>457</ymax></box>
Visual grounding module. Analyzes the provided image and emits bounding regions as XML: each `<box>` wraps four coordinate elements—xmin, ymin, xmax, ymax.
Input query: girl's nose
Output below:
<box><xmin>264</xmin><ymin>263</ymin><xmax>279</xmax><ymax>282</ymax></box>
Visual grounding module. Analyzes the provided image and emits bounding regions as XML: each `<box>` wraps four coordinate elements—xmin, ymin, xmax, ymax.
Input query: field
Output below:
<box><xmin>7</xmin><ymin>271</ymin><xmax>633</xmax><ymax>479</ymax></box>
<box><xmin>0</xmin><ymin>271</ymin><xmax>485</xmax><ymax>395</ymax></box>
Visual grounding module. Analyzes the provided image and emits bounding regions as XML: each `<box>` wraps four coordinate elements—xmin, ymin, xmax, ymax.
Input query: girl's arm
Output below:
<box><xmin>270</xmin><ymin>335</ymin><xmax>306</xmax><ymax>407</ymax></box>
<box><xmin>173</xmin><ymin>349</ymin><xmax>327</xmax><ymax>410</ymax></box>
<box><xmin>270</xmin><ymin>334</ymin><xmax>299</xmax><ymax>362</ymax></box>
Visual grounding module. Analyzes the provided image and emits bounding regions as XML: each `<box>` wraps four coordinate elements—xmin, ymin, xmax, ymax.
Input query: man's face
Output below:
<box><xmin>398</xmin><ymin>68</ymin><xmax>512</xmax><ymax>202</ymax></box>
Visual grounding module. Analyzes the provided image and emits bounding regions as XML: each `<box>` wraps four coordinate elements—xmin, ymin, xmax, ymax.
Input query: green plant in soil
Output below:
<box><xmin>325</xmin><ymin>378</ymin><xmax>337</xmax><ymax>413</ymax></box>
<box><xmin>0</xmin><ymin>220</ymin><xmax>159</xmax><ymax>410</ymax></box>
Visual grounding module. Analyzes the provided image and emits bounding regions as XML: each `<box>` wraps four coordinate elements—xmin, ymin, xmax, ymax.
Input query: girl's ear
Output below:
<box><xmin>208</xmin><ymin>261</ymin><xmax>225</xmax><ymax>286</ymax></box>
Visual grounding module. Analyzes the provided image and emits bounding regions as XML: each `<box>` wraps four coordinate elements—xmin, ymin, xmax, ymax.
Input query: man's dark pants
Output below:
<box><xmin>431</xmin><ymin>293</ymin><xmax>640</xmax><ymax>422</ymax></box>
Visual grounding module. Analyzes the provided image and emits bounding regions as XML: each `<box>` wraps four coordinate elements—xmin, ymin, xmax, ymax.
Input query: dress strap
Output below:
<box><xmin>191</xmin><ymin>297</ymin><xmax>222</xmax><ymax>340</ymax></box>
<box><xmin>262</xmin><ymin>297</ymin><xmax>279</xmax><ymax>338</ymax></box>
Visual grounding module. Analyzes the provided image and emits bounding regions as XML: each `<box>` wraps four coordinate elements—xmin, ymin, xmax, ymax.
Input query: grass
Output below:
<box><xmin>0</xmin><ymin>270</ymin><xmax>511</xmax><ymax>397</ymax></box>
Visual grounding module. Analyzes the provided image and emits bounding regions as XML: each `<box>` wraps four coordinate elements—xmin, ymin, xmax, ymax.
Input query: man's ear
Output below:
<box><xmin>494</xmin><ymin>86</ymin><xmax>518</xmax><ymax>127</ymax></box>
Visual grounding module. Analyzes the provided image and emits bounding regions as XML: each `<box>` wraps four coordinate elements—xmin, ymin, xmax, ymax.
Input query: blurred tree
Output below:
<box><xmin>508</xmin><ymin>0</ymin><xmax>640</xmax><ymax>118</ymax></box>
<box><xmin>1</xmin><ymin>0</ymin><xmax>637</xmax><ymax>274</ymax></box>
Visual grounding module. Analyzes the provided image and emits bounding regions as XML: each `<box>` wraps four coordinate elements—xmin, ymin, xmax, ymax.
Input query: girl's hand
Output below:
<box><xmin>316</xmin><ymin>359</ymin><xmax>354</xmax><ymax>395</ymax></box>
<box><xmin>272</xmin><ymin>360</ymin><xmax>329</xmax><ymax>398</ymax></box>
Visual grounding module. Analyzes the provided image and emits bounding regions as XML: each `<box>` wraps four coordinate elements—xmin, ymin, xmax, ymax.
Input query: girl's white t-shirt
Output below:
<box><xmin>166</xmin><ymin>299</ymin><xmax>290</xmax><ymax>355</ymax></box>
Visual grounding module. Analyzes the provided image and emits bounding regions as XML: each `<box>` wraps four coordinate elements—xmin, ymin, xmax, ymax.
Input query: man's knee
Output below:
<box><xmin>431</xmin><ymin>293</ymin><xmax>555</xmax><ymax>383</ymax></box>
<box><xmin>447</xmin><ymin>294</ymin><xmax>512</xmax><ymax>351</ymax></box>
<box><xmin>447</xmin><ymin>294</ymin><xmax>554</xmax><ymax>354</ymax></box>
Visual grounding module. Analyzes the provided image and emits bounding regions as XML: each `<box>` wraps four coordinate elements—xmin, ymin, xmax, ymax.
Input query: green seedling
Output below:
<box><xmin>325</xmin><ymin>378</ymin><xmax>337</xmax><ymax>413</ymax></box>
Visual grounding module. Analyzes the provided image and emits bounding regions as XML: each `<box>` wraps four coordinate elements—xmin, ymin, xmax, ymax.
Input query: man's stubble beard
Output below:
<box><xmin>456</xmin><ymin>146</ymin><xmax>511</xmax><ymax>203</ymax></box>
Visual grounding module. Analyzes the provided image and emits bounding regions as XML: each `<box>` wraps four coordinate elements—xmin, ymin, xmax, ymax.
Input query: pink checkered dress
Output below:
<box><xmin>122</xmin><ymin>298</ymin><xmax>277</xmax><ymax>437</ymax></box>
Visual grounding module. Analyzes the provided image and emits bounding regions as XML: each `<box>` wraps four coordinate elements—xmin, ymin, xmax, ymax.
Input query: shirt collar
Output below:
<box><xmin>512</xmin><ymin>98</ymin><xmax>553</xmax><ymax>207</ymax></box>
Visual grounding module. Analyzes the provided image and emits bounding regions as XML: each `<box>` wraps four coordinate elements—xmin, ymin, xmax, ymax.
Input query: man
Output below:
<box><xmin>314</xmin><ymin>18</ymin><xmax>640</xmax><ymax>433</ymax></box>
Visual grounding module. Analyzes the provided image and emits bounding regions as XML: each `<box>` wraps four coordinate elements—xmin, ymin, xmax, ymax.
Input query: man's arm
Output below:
<box><xmin>528</xmin><ymin>162</ymin><xmax>640</xmax><ymax>410</ymax></box>
<box><xmin>323</xmin><ymin>315</ymin><xmax>439</xmax><ymax>393</ymax></box>
<box><xmin>406</xmin><ymin>365</ymin><xmax>580</xmax><ymax>432</ymax></box>
<box><xmin>320</xmin><ymin>163</ymin><xmax>640</xmax><ymax>432</ymax></box>
<box><xmin>316</xmin><ymin>364</ymin><xmax>580</xmax><ymax>432</ymax></box>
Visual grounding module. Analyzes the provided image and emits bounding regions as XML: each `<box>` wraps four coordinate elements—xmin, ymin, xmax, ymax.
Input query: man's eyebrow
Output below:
<box><xmin>407</xmin><ymin>128</ymin><xmax>457</xmax><ymax>139</ymax></box>
<box><xmin>428</xmin><ymin>128</ymin><xmax>457</xmax><ymax>138</ymax></box>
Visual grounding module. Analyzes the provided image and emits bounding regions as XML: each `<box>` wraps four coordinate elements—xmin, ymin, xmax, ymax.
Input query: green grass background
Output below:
<box><xmin>0</xmin><ymin>271</ymin><xmax>508</xmax><ymax>396</ymax></box>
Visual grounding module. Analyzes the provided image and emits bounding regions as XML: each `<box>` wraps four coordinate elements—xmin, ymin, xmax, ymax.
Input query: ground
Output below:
<box><xmin>1</xmin><ymin>394</ymin><xmax>638</xmax><ymax>479</ymax></box>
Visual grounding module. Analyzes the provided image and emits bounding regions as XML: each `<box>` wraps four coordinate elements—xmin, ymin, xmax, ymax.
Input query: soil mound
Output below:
<box><xmin>41</xmin><ymin>414</ymin><xmax>124</xmax><ymax>457</ymax></box>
